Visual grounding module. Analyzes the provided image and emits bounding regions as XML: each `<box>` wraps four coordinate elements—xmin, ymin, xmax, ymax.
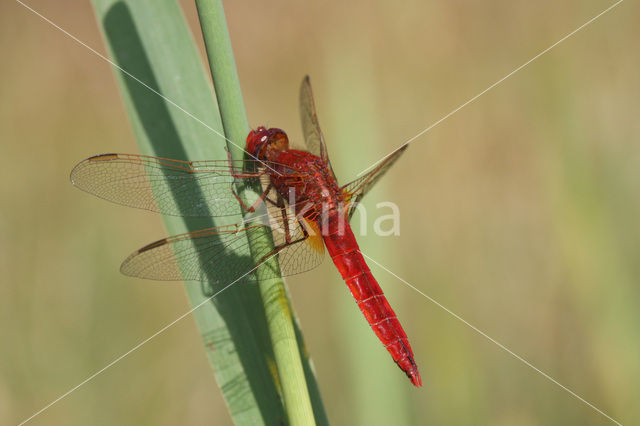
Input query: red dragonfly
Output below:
<box><xmin>71</xmin><ymin>76</ymin><xmax>420</xmax><ymax>386</ymax></box>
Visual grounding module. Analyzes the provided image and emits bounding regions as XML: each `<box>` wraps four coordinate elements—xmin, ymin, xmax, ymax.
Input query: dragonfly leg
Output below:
<box><xmin>231</xmin><ymin>182</ymin><xmax>273</xmax><ymax>213</ymax></box>
<box><xmin>257</xmin><ymin>217</ymin><xmax>309</xmax><ymax>264</ymax></box>
<box><xmin>226</xmin><ymin>149</ymin><xmax>264</xmax><ymax>179</ymax></box>
<box><xmin>264</xmin><ymin>192</ymin><xmax>296</xmax><ymax>244</ymax></box>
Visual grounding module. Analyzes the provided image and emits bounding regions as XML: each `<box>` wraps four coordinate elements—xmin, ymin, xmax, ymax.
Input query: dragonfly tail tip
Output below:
<box><xmin>410</xmin><ymin>372</ymin><xmax>423</xmax><ymax>387</ymax></box>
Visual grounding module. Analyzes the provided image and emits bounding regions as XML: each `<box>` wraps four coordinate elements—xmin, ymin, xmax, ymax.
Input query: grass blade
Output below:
<box><xmin>90</xmin><ymin>1</ymin><xmax>287</xmax><ymax>424</ymax></box>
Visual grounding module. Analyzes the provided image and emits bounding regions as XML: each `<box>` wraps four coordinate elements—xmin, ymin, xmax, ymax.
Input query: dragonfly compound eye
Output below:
<box><xmin>246</xmin><ymin>126</ymin><xmax>270</xmax><ymax>158</ymax></box>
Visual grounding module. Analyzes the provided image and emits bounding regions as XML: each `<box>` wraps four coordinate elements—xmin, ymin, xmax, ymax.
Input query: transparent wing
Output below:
<box><xmin>261</xmin><ymin>187</ymin><xmax>325</xmax><ymax>279</ymax></box>
<box><xmin>120</xmin><ymin>199</ymin><xmax>325</xmax><ymax>284</ymax></box>
<box><xmin>299</xmin><ymin>76</ymin><xmax>335</xmax><ymax>177</ymax></box>
<box><xmin>341</xmin><ymin>145</ymin><xmax>408</xmax><ymax>221</ymax></box>
<box><xmin>70</xmin><ymin>153</ymin><xmax>297</xmax><ymax>217</ymax></box>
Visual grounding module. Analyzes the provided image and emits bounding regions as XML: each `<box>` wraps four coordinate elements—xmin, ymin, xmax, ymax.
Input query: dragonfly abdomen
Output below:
<box><xmin>322</xmin><ymin>210</ymin><xmax>421</xmax><ymax>387</ymax></box>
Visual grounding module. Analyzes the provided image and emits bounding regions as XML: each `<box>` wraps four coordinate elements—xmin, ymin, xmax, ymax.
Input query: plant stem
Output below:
<box><xmin>195</xmin><ymin>1</ymin><xmax>318</xmax><ymax>424</ymax></box>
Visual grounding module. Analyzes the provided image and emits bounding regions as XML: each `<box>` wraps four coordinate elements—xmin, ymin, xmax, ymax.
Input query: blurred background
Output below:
<box><xmin>1</xmin><ymin>0</ymin><xmax>639</xmax><ymax>424</ymax></box>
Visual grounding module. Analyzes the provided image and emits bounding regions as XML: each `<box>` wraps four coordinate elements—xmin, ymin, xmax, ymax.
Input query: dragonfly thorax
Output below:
<box><xmin>269</xmin><ymin>149</ymin><xmax>345</xmax><ymax>221</ymax></box>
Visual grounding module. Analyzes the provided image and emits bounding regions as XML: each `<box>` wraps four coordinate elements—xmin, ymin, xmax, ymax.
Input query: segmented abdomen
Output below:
<box><xmin>321</xmin><ymin>210</ymin><xmax>421</xmax><ymax>386</ymax></box>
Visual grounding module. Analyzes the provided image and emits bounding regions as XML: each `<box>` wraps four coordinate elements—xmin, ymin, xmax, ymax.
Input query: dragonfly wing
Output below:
<box><xmin>121</xmin><ymin>224</ymin><xmax>261</xmax><ymax>283</ymax></box>
<box><xmin>341</xmin><ymin>145</ymin><xmax>408</xmax><ymax>221</ymax></box>
<box><xmin>263</xmin><ymin>189</ymin><xmax>325</xmax><ymax>278</ymax></box>
<box><xmin>121</xmin><ymin>207</ymin><xmax>324</xmax><ymax>284</ymax></box>
<box><xmin>70</xmin><ymin>153</ymin><xmax>278</xmax><ymax>217</ymax></box>
<box><xmin>299</xmin><ymin>76</ymin><xmax>336</xmax><ymax>177</ymax></box>
<box><xmin>276</xmin><ymin>218</ymin><xmax>325</xmax><ymax>277</ymax></box>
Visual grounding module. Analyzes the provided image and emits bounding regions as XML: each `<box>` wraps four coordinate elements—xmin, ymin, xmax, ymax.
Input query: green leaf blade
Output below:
<box><xmin>90</xmin><ymin>1</ymin><xmax>286</xmax><ymax>424</ymax></box>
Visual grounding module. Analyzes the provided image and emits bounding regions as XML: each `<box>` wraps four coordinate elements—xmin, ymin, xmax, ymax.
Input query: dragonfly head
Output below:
<box><xmin>247</xmin><ymin>126</ymin><xmax>289</xmax><ymax>160</ymax></box>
